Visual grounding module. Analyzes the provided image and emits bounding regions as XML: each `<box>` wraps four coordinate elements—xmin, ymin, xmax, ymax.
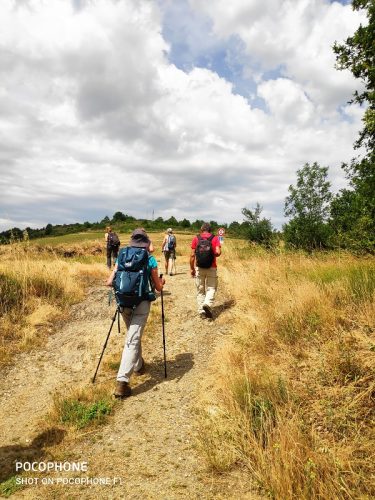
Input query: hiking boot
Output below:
<box><xmin>134</xmin><ymin>358</ymin><xmax>145</xmax><ymax>376</ymax></box>
<box><xmin>203</xmin><ymin>304</ymin><xmax>213</xmax><ymax>318</ymax></box>
<box><xmin>113</xmin><ymin>381</ymin><xmax>131</xmax><ymax>398</ymax></box>
<box><xmin>199</xmin><ymin>310</ymin><xmax>206</xmax><ymax>319</ymax></box>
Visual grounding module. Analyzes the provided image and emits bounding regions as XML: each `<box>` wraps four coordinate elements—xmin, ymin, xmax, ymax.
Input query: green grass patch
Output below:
<box><xmin>304</xmin><ymin>263</ymin><xmax>375</xmax><ymax>299</ymax></box>
<box><xmin>56</xmin><ymin>397</ymin><xmax>113</xmax><ymax>429</ymax></box>
<box><xmin>0</xmin><ymin>476</ymin><xmax>24</xmax><ymax>497</ymax></box>
<box><xmin>30</xmin><ymin>232</ymin><xmax>104</xmax><ymax>246</ymax></box>
<box><xmin>306</xmin><ymin>266</ymin><xmax>344</xmax><ymax>285</ymax></box>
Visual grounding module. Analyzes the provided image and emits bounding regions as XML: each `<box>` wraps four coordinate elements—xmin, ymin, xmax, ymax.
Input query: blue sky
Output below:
<box><xmin>161</xmin><ymin>0</ymin><xmax>262</xmax><ymax>105</ymax></box>
<box><xmin>0</xmin><ymin>0</ymin><xmax>366</xmax><ymax>231</ymax></box>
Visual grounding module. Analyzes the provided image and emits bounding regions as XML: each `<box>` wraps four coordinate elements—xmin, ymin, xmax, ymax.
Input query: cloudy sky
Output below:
<box><xmin>0</xmin><ymin>0</ymin><xmax>366</xmax><ymax>230</ymax></box>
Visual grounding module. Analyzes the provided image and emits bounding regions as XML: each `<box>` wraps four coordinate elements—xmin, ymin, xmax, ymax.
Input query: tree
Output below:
<box><xmin>332</xmin><ymin>0</ymin><xmax>375</xmax><ymax>252</ymax></box>
<box><xmin>45</xmin><ymin>223</ymin><xmax>53</xmax><ymax>235</ymax></box>
<box><xmin>165</xmin><ymin>216</ymin><xmax>178</xmax><ymax>226</ymax></box>
<box><xmin>112</xmin><ymin>211</ymin><xmax>127</xmax><ymax>222</ymax></box>
<box><xmin>180</xmin><ymin>218</ymin><xmax>191</xmax><ymax>228</ymax></box>
<box><xmin>283</xmin><ymin>162</ymin><xmax>332</xmax><ymax>250</ymax></box>
<box><xmin>229</xmin><ymin>221</ymin><xmax>241</xmax><ymax>233</ymax></box>
<box><xmin>329</xmin><ymin>188</ymin><xmax>374</xmax><ymax>251</ymax></box>
<box><xmin>241</xmin><ymin>203</ymin><xmax>274</xmax><ymax>246</ymax></box>
<box><xmin>333</xmin><ymin>0</ymin><xmax>374</xmax><ymax>152</ymax></box>
<box><xmin>209</xmin><ymin>220</ymin><xmax>218</xmax><ymax>230</ymax></box>
<box><xmin>100</xmin><ymin>216</ymin><xmax>110</xmax><ymax>225</ymax></box>
<box><xmin>192</xmin><ymin>219</ymin><xmax>204</xmax><ymax>230</ymax></box>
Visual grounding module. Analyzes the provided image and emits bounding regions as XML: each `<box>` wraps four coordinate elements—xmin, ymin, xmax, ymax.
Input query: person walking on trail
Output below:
<box><xmin>190</xmin><ymin>222</ymin><xmax>221</xmax><ymax>319</ymax></box>
<box><xmin>162</xmin><ymin>228</ymin><xmax>177</xmax><ymax>276</ymax></box>
<box><xmin>105</xmin><ymin>226</ymin><xmax>120</xmax><ymax>269</ymax></box>
<box><xmin>106</xmin><ymin>228</ymin><xmax>165</xmax><ymax>398</ymax></box>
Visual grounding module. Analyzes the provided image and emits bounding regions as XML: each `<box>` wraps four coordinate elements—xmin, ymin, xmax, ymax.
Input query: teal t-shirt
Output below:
<box><xmin>147</xmin><ymin>255</ymin><xmax>158</xmax><ymax>277</ymax></box>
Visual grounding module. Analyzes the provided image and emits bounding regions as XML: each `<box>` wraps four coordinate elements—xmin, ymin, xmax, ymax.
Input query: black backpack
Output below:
<box><xmin>167</xmin><ymin>234</ymin><xmax>176</xmax><ymax>250</ymax></box>
<box><xmin>113</xmin><ymin>247</ymin><xmax>154</xmax><ymax>307</ymax></box>
<box><xmin>195</xmin><ymin>235</ymin><xmax>214</xmax><ymax>268</ymax></box>
<box><xmin>108</xmin><ymin>232</ymin><xmax>120</xmax><ymax>248</ymax></box>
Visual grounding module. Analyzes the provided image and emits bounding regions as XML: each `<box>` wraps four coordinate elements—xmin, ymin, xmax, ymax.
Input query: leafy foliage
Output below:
<box><xmin>333</xmin><ymin>0</ymin><xmax>375</xmax><ymax>151</ymax></box>
<box><xmin>331</xmin><ymin>0</ymin><xmax>375</xmax><ymax>253</ymax></box>
<box><xmin>241</xmin><ymin>203</ymin><xmax>275</xmax><ymax>247</ymax></box>
<box><xmin>284</xmin><ymin>163</ymin><xmax>332</xmax><ymax>250</ymax></box>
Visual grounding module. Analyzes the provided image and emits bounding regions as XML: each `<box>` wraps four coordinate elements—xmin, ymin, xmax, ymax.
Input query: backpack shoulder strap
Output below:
<box><xmin>208</xmin><ymin>234</ymin><xmax>214</xmax><ymax>242</ymax></box>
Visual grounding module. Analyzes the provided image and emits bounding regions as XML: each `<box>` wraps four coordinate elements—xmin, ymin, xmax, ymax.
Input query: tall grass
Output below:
<box><xmin>199</xmin><ymin>240</ymin><xmax>375</xmax><ymax>499</ymax></box>
<box><xmin>0</xmin><ymin>242</ymin><xmax>106</xmax><ymax>366</ymax></box>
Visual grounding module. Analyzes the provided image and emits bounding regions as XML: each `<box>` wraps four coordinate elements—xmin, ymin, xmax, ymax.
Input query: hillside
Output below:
<box><xmin>0</xmin><ymin>233</ymin><xmax>374</xmax><ymax>499</ymax></box>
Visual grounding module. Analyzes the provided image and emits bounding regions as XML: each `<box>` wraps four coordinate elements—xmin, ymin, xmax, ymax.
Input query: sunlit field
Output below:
<box><xmin>1</xmin><ymin>232</ymin><xmax>373</xmax><ymax>498</ymax></box>
<box><xmin>199</xmin><ymin>239</ymin><xmax>374</xmax><ymax>499</ymax></box>
<box><xmin>0</xmin><ymin>237</ymin><xmax>109</xmax><ymax>365</ymax></box>
<box><xmin>0</xmin><ymin>231</ymin><xmax>192</xmax><ymax>365</ymax></box>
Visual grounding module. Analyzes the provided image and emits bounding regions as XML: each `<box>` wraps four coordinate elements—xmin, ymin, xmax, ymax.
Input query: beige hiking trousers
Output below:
<box><xmin>117</xmin><ymin>301</ymin><xmax>150</xmax><ymax>383</ymax></box>
<box><xmin>195</xmin><ymin>267</ymin><xmax>218</xmax><ymax>312</ymax></box>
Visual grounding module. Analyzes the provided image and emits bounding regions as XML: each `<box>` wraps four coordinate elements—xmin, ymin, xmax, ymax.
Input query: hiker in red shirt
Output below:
<box><xmin>190</xmin><ymin>222</ymin><xmax>221</xmax><ymax>319</ymax></box>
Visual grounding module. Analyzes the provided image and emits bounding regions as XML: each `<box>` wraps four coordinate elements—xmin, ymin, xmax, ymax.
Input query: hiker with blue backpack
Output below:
<box><xmin>162</xmin><ymin>228</ymin><xmax>176</xmax><ymax>276</ymax></box>
<box><xmin>190</xmin><ymin>222</ymin><xmax>221</xmax><ymax>319</ymax></box>
<box><xmin>105</xmin><ymin>228</ymin><xmax>165</xmax><ymax>398</ymax></box>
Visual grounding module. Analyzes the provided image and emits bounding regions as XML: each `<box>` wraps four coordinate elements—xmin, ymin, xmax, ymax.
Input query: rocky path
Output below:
<box><xmin>0</xmin><ymin>259</ymin><xmax>257</xmax><ymax>499</ymax></box>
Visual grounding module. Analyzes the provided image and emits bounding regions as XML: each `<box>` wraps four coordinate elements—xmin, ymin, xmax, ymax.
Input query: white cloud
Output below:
<box><xmin>0</xmin><ymin>0</ymin><xmax>366</xmax><ymax>231</ymax></box>
<box><xmin>190</xmin><ymin>0</ymin><xmax>365</xmax><ymax>109</ymax></box>
<box><xmin>258</xmin><ymin>78</ymin><xmax>315</xmax><ymax>125</ymax></box>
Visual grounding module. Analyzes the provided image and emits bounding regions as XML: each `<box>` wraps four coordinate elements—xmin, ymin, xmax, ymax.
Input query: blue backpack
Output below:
<box><xmin>168</xmin><ymin>234</ymin><xmax>176</xmax><ymax>250</ymax></box>
<box><xmin>114</xmin><ymin>247</ymin><xmax>154</xmax><ymax>308</ymax></box>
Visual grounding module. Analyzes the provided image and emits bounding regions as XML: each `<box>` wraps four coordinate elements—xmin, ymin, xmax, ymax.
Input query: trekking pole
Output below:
<box><xmin>92</xmin><ymin>306</ymin><xmax>119</xmax><ymax>383</ymax></box>
<box><xmin>160</xmin><ymin>274</ymin><xmax>167</xmax><ymax>378</ymax></box>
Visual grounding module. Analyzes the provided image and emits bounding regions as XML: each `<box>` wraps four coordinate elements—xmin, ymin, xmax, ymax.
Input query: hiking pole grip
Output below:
<box><xmin>159</xmin><ymin>274</ymin><xmax>167</xmax><ymax>378</ymax></box>
<box><xmin>92</xmin><ymin>307</ymin><xmax>118</xmax><ymax>383</ymax></box>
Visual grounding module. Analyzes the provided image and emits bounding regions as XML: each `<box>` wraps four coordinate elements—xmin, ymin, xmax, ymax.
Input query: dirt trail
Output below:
<box><xmin>0</xmin><ymin>259</ymin><xmax>257</xmax><ymax>499</ymax></box>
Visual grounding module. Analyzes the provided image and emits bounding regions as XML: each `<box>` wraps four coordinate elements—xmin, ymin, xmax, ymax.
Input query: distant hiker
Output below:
<box><xmin>106</xmin><ymin>228</ymin><xmax>165</xmax><ymax>398</ymax></box>
<box><xmin>162</xmin><ymin>228</ymin><xmax>176</xmax><ymax>276</ymax></box>
<box><xmin>105</xmin><ymin>226</ymin><xmax>120</xmax><ymax>269</ymax></box>
<box><xmin>190</xmin><ymin>222</ymin><xmax>221</xmax><ymax>319</ymax></box>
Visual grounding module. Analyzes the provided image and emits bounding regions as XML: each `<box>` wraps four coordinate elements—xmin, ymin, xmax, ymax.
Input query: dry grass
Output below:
<box><xmin>0</xmin><ymin>242</ymin><xmax>107</xmax><ymax>366</ymax></box>
<box><xmin>198</xmin><ymin>240</ymin><xmax>375</xmax><ymax>499</ymax></box>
